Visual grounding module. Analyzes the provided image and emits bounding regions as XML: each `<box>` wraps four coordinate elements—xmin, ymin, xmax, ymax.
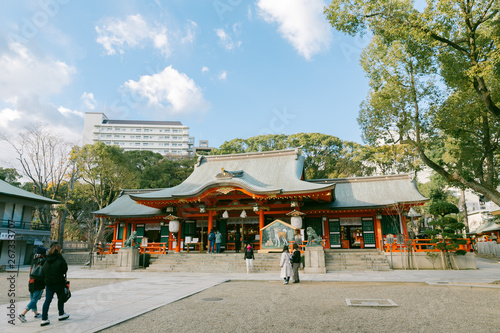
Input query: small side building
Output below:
<box><xmin>0</xmin><ymin>179</ymin><xmax>59</xmax><ymax>266</ymax></box>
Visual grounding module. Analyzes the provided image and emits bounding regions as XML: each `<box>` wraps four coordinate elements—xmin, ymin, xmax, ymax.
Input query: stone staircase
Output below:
<box><xmin>147</xmin><ymin>252</ymin><xmax>283</xmax><ymax>273</ymax></box>
<box><xmin>325</xmin><ymin>249</ymin><xmax>391</xmax><ymax>271</ymax></box>
<box><xmin>89</xmin><ymin>253</ymin><xmax>118</xmax><ymax>269</ymax></box>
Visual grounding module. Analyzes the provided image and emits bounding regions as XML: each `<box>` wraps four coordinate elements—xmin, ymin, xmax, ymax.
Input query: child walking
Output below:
<box><xmin>18</xmin><ymin>246</ymin><xmax>46</xmax><ymax>323</ymax></box>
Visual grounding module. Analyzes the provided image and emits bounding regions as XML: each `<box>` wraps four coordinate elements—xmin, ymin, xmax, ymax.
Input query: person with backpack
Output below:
<box><xmin>208</xmin><ymin>229</ymin><xmax>215</xmax><ymax>254</ymax></box>
<box><xmin>18</xmin><ymin>246</ymin><xmax>46</xmax><ymax>323</ymax></box>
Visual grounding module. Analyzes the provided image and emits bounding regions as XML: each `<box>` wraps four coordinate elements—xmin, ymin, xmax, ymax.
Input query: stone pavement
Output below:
<box><xmin>2</xmin><ymin>257</ymin><xmax>499</xmax><ymax>333</ymax></box>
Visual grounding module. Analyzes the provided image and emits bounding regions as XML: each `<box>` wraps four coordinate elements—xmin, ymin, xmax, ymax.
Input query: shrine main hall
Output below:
<box><xmin>95</xmin><ymin>148</ymin><xmax>427</xmax><ymax>253</ymax></box>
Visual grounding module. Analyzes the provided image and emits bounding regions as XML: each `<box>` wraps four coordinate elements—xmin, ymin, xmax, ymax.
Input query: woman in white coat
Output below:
<box><xmin>280</xmin><ymin>245</ymin><xmax>293</xmax><ymax>284</ymax></box>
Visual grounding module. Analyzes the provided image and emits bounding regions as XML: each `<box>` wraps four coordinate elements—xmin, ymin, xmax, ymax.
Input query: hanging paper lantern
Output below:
<box><xmin>240</xmin><ymin>210</ymin><xmax>247</xmax><ymax>218</ymax></box>
<box><xmin>287</xmin><ymin>209</ymin><xmax>306</xmax><ymax>229</ymax></box>
<box><xmin>290</xmin><ymin>216</ymin><xmax>302</xmax><ymax>229</ymax></box>
<box><xmin>169</xmin><ymin>220</ymin><xmax>179</xmax><ymax>233</ymax></box>
<box><xmin>222</xmin><ymin>210</ymin><xmax>229</xmax><ymax>219</ymax></box>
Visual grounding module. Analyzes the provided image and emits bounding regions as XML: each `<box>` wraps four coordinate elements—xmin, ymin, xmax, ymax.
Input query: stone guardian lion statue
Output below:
<box><xmin>123</xmin><ymin>231</ymin><xmax>138</xmax><ymax>248</ymax></box>
<box><xmin>306</xmin><ymin>227</ymin><xmax>323</xmax><ymax>247</ymax></box>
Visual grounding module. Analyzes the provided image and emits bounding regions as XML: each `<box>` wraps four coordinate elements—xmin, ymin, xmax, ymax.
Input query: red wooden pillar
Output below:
<box><xmin>374</xmin><ymin>216</ymin><xmax>383</xmax><ymax>250</ymax></box>
<box><xmin>168</xmin><ymin>231</ymin><xmax>173</xmax><ymax>251</ymax></box>
<box><xmin>122</xmin><ymin>222</ymin><xmax>128</xmax><ymax>243</ymax></box>
<box><xmin>323</xmin><ymin>217</ymin><xmax>330</xmax><ymax>249</ymax></box>
<box><xmin>258</xmin><ymin>209</ymin><xmax>264</xmax><ymax>248</ymax></box>
<box><xmin>176</xmin><ymin>221</ymin><xmax>182</xmax><ymax>253</ymax></box>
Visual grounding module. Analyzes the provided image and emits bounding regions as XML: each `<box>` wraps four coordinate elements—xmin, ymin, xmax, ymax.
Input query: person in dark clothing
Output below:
<box><xmin>291</xmin><ymin>243</ymin><xmax>301</xmax><ymax>283</ymax></box>
<box><xmin>244</xmin><ymin>244</ymin><xmax>255</xmax><ymax>273</ymax></box>
<box><xmin>18</xmin><ymin>247</ymin><xmax>46</xmax><ymax>323</ymax></box>
<box><xmin>40</xmin><ymin>243</ymin><xmax>69</xmax><ymax>326</ymax></box>
<box><xmin>234</xmin><ymin>229</ymin><xmax>241</xmax><ymax>253</ymax></box>
<box><xmin>208</xmin><ymin>229</ymin><xmax>215</xmax><ymax>254</ymax></box>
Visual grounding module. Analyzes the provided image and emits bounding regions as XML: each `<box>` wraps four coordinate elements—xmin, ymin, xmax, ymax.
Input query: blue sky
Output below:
<box><xmin>0</xmin><ymin>0</ymin><xmax>371</xmax><ymax>167</ymax></box>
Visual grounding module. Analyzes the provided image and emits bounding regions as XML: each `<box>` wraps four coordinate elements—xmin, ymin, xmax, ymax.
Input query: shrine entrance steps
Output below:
<box><xmin>147</xmin><ymin>252</ymin><xmax>283</xmax><ymax>273</ymax></box>
<box><xmin>324</xmin><ymin>249</ymin><xmax>392</xmax><ymax>271</ymax></box>
<box><xmin>144</xmin><ymin>249</ymin><xmax>392</xmax><ymax>273</ymax></box>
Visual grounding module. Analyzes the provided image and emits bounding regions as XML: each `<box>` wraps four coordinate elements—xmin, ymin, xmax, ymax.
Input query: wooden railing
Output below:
<box><xmin>139</xmin><ymin>242</ymin><xmax>168</xmax><ymax>254</ymax></box>
<box><xmin>384</xmin><ymin>238</ymin><xmax>473</xmax><ymax>253</ymax></box>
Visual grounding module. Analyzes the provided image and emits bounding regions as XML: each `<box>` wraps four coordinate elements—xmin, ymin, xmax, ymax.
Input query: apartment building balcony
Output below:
<box><xmin>1</xmin><ymin>219</ymin><xmax>52</xmax><ymax>232</ymax></box>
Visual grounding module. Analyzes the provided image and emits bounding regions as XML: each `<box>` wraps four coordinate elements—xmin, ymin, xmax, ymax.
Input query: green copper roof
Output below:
<box><xmin>131</xmin><ymin>148</ymin><xmax>336</xmax><ymax>201</ymax></box>
<box><xmin>93</xmin><ymin>189</ymin><xmax>163</xmax><ymax>217</ymax></box>
<box><xmin>0</xmin><ymin>179</ymin><xmax>59</xmax><ymax>204</ymax></box>
<box><xmin>308</xmin><ymin>174</ymin><xmax>428</xmax><ymax>209</ymax></box>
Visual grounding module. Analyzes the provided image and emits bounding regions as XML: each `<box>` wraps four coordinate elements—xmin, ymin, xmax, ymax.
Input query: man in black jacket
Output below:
<box><xmin>292</xmin><ymin>243</ymin><xmax>301</xmax><ymax>283</ymax></box>
<box><xmin>40</xmin><ymin>243</ymin><xmax>69</xmax><ymax>326</ymax></box>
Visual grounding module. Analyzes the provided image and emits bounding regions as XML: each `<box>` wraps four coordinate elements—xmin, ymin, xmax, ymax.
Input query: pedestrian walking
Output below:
<box><xmin>208</xmin><ymin>229</ymin><xmax>215</xmax><ymax>253</ymax></box>
<box><xmin>18</xmin><ymin>246</ymin><xmax>46</xmax><ymax>323</ymax></box>
<box><xmin>40</xmin><ymin>242</ymin><xmax>70</xmax><ymax>326</ymax></box>
<box><xmin>234</xmin><ymin>228</ymin><xmax>241</xmax><ymax>253</ymax></box>
<box><xmin>215</xmin><ymin>229</ymin><xmax>222</xmax><ymax>253</ymax></box>
<box><xmin>280</xmin><ymin>245</ymin><xmax>293</xmax><ymax>284</ymax></box>
<box><xmin>291</xmin><ymin>243</ymin><xmax>301</xmax><ymax>283</ymax></box>
<box><xmin>244</xmin><ymin>244</ymin><xmax>254</xmax><ymax>273</ymax></box>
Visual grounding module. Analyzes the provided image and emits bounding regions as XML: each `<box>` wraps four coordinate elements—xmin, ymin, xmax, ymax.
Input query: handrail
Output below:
<box><xmin>0</xmin><ymin>219</ymin><xmax>51</xmax><ymax>231</ymax></box>
<box><xmin>383</xmin><ymin>238</ymin><xmax>473</xmax><ymax>253</ymax></box>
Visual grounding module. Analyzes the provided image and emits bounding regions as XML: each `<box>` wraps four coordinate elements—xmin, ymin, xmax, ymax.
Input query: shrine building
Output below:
<box><xmin>94</xmin><ymin>148</ymin><xmax>428</xmax><ymax>254</ymax></box>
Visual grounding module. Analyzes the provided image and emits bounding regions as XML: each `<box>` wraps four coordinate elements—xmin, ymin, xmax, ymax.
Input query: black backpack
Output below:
<box><xmin>30</xmin><ymin>256</ymin><xmax>45</xmax><ymax>280</ymax></box>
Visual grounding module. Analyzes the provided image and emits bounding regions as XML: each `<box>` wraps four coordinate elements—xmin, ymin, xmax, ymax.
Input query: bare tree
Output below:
<box><xmin>1</xmin><ymin>123</ymin><xmax>75</xmax><ymax>228</ymax></box>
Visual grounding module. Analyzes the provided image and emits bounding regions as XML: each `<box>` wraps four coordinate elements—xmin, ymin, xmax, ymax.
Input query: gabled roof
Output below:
<box><xmin>131</xmin><ymin>148</ymin><xmax>336</xmax><ymax>202</ymax></box>
<box><xmin>0</xmin><ymin>179</ymin><xmax>59</xmax><ymax>204</ymax></box>
<box><xmin>93</xmin><ymin>189</ymin><xmax>164</xmax><ymax>218</ymax></box>
<box><xmin>470</xmin><ymin>221</ymin><xmax>500</xmax><ymax>234</ymax></box>
<box><xmin>260</xmin><ymin>219</ymin><xmax>297</xmax><ymax>231</ymax></box>
<box><xmin>307</xmin><ymin>174</ymin><xmax>428</xmax><ymax>209</ymax></box>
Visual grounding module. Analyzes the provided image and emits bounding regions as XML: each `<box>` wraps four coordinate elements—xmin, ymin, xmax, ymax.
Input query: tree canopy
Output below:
<box><xmin>213</xmin><ymin>133</ymin><xmax>373</xmax><ymax>179</ymax></box>
<box><xmin>325</xmin><ymin>0</ymin><xmax>500</xmax><ymax>206</ymax></box>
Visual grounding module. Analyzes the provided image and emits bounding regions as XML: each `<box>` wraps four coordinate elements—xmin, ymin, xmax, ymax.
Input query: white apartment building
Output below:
<box><xmin>83</xmin><ymin>112</ymin><xmax>194</xmax><ymax>155</ymax></box>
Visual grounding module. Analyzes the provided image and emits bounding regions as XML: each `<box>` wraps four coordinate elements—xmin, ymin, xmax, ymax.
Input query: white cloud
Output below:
<box><xmin>81</xmin><ymin>92</ymin><xmax>96</xmax><ymax>110</ymax></box>
<box><xmin>202</xmin><ymin>66</ymin><xmax>209</xmax><ymax>73</ymax></box>
<box><xmin>58</xmin><ymin>106</ymin><xmax>84</xmax><ymax>118</ymax></box>
<box><xmin>0</xmin><ymin>42</ymin><xmax>74</xmax><ymax>102</ymax></box>
<box><xmin>181</xmin><ymin>20</ymin><xmax>197</xmax><ymax>44</ymax></box>
<box><xmin>218</xmin><ymin>71</ymin><xmax>227</xmax><ymax>80</ymax></box>
<box><xmin>123</xmin><ymin>66</ymin><xmax>210</xmax><ymax>114</ymax></box>
<box><xmin>257</xmin><ymin>0</ymin><xmax>332</xmax><ymax>60</ymax></box>
<box><xmin>0</xmin><ymin>108</ymin><xmax>21</xmax><ymax>128</ymax></box>
<box><xmin>215</xmin><ymin>28</ymin><xmax>241</xmax><ymax>50</ymax></box>
<box><xmin>95</xmin><ymin>14</ymin><xmax>170</xmax><ymax>56</ymax></box>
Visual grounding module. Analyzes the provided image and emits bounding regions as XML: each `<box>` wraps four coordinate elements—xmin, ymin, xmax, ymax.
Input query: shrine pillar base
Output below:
<box><xmin>304</xmin><ymin>247</ymin><xmax>326</xmax><ymax>274</ymax></box>
<box><xmin>115</xmin><ymin>248</ymin><xmax>139</xmax><ymax>272</ymax></box>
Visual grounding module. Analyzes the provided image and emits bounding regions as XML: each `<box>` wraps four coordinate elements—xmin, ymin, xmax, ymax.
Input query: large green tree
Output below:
<box><xmin>0</xmin><ymin>167</ymin><xmax>21</xmax><ymax>187</ymax></box>
<box><xmin>122</xmin><ymin>150</ymin><xmax>195</xmax><ymax>188</ymax></box>
<box><xmin>71</xmin><ymin>142</ymin><xmax>137</xmax><ymax>248</ymax></box>
<box><xmin>326</xmin><ymin>0</ymin><xmax>500</xmax><ymax>205</ymax></box>
<box><xmin>213</xmin><ymin>133</ymin><xmax>372</xmax><ymax>179</ymax></box>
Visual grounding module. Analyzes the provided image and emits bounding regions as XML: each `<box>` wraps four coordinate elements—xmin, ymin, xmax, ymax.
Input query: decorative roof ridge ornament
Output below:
<box><xmin>286</xmin><ymin>209</ymin><xmax>306</xmax><ymax>217</ymax></box>
<box><xmin>216</xmin><ymin>167</ymin><xmax>243</xmax><ymax>179</ymax></box>
<box><xmin>164</xmin><ymin>214</ymin><xmax>181</xmax><ymax>221</ymax></box>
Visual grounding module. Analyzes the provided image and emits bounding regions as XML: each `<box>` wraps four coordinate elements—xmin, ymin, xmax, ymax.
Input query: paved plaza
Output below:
<box><xmin>1</xmin><ymin>257</ymin><xmax>499</xmax><ymax>333</ymax></box>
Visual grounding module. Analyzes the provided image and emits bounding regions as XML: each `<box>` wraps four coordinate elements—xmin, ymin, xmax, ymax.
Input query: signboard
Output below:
<box><xmin>386</xmin><ymin>234</ymin><xmax>394</xmax><ymax>244</ymax></box>
<box><xmin>260</xmin><ymin>219</ymin><xmax>296</xmax><ymax>250</ymax></box>
<box><xmin>141</xmin><ymin>237</ymin><xmax>148</xmax><ymax>247</ymax></box>
<box><xmin>396</xmin><ymin>234</ymin><xmax>404</xmax><ymax>244</ymax></box>
<box><xmin>145</xmin><ymin>223</ymin><xmax>160</xmax><ymax>231</ymax></box>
